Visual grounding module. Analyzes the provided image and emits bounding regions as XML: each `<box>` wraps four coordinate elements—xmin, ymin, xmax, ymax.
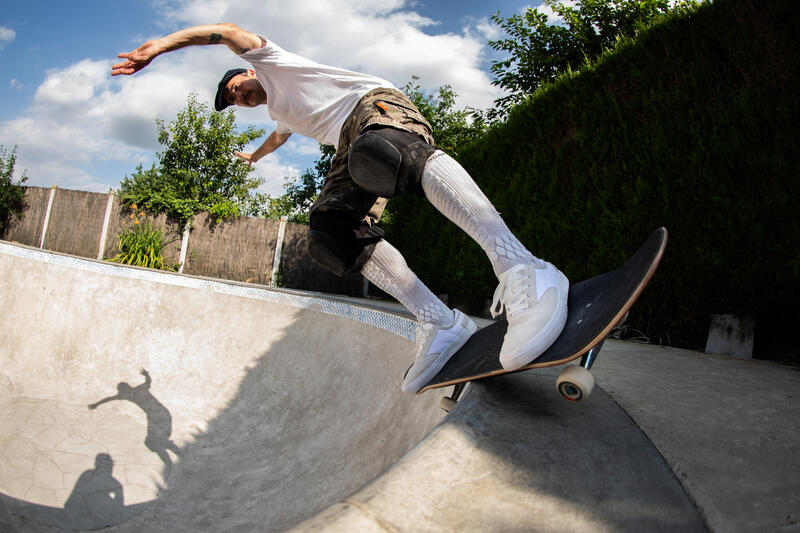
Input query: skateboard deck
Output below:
<box><xmin>419</xmin><ymin>227</ymin><xmax>668</xmax><ymax>397</ymax></box>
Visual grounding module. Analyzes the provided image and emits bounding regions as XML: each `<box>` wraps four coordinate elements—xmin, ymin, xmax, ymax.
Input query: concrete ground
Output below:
<box><xmin>1</xmin><ymin>240</ymin><xmax>798</xmax><ymax>532</ymax></box>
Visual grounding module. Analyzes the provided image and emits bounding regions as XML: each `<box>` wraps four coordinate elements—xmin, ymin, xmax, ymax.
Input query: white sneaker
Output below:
<box><xmin>491</xmin><ymin>260</ymin><xmax>569</xmax><ymax>370</ymax></box>
<box><xmin>402</xmin><ymin>310</ymin><xmax>478</xmax><ymax>393</ymax></box>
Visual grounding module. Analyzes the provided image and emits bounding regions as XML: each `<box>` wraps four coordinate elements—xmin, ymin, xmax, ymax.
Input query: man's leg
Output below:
<box><xmin>307</xmin><ymin>207</ymin><xmax>476</xmax><ymax>392</ymax></box>
<box><xmin>420</xmin><ymin>151</ymin><xmax>569</xmax><ymax>370</ymax></box>
<box><xmin>361</xmin><ymin>240</ymin><xmax>476</xmax><ymax>392</ymax></box>
<box><xmin>307</xmin><ymin>91</ymin><xmax>480</xmax><ymax>392</ymax></box>
<box><xmin>347</xmin><ymin>128</ymin><xmax>568</xmax><ymax>370</ymax></box>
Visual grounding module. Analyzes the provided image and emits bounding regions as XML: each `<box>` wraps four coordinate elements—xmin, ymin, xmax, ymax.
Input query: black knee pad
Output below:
<box><xmin>307</xmin><ymin>229</ymin><xmax>351</xmax><ymax>277</ymax></box>
<box><xmin>348</xmin><ymin>127</ymin><xmax>437</xmax><ymax>198</ymax></box>
<box><xmin>308</xmin><ymin>210</ymin><xmax>384</xmax><ymax>276</ymax></box>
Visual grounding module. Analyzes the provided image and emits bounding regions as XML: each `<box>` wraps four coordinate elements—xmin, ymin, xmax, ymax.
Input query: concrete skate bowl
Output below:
<box><xmin>0</xmin><ymin>242</ymin><xmax>446</xmax><ymax>531</ymax></box>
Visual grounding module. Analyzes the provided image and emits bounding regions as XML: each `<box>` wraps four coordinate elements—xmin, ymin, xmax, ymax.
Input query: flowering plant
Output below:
<box><xmin>110</xmin><ymin>204</ymin><xmax>177</xmax><ymax>271</ymax></box>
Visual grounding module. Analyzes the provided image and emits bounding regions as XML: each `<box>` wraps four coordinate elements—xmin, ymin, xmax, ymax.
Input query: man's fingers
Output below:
<box><xmin>234</xmin><ymin>152</ymin><xmax>254</xmax><ymax>167</ymax></box>
<box><xmin>111</xmin><ymin>50</ymin><xmax>151</xmax><ymax>76</ymax></box>
<box><xmin>111</xmin><ymin>56</ymin><xmax>147</xmax><ymax>76</ymax></box>
<box><xmin>111</xmin><ymin>64</ymin><xmax>135</xmax><ymax>76</ymax></box>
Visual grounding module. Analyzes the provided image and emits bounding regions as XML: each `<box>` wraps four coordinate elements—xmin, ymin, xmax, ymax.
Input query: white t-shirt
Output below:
<box><xmin>239</xmin><ymin>38</ymin><xmax>395</xmax><ymax>146</ymax></box>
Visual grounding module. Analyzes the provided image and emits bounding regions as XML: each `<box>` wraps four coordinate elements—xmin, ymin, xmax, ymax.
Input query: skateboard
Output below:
<box><xmin>419</xmin><ymin>227</ymin><xmax>668</xmax><ymax>407</ymax></box>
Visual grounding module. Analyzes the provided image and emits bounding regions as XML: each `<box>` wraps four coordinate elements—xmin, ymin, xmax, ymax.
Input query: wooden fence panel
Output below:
<box><xmin>44</xmin><ymin>188</ymin><xmax>108</xmax><ymax>257</ymax></box>
<box><xmin>183</xmin><ymin>213</ymin><xmax>280</xmax><ymax>284</ymax></box>
<box><xmin>3</xmin><ymin>186</ymin><xmax>50</xmax><ymax>247</ymax></box>
<box><xmin>3</xmin><ymin>186</ymin><xmax>364</xmax><ymax>297</ymax></box>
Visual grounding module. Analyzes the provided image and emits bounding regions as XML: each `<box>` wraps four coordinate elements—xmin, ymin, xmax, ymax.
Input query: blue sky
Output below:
<box><xmin>0</xmin><ymin>0</ymin><xmax>545</xmax><ymax>196</ymax></box>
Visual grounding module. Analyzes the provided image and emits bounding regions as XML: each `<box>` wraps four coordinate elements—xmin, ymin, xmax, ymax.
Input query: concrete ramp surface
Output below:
<box><xmin>0</xmin><ymin>242</ymin><xmax>445</xmax><ymax>531</ymax></box>
<box><xmin>5</xmin><ymin>240</ymin><xmax>796</xmax><ymax>532</ymax></box>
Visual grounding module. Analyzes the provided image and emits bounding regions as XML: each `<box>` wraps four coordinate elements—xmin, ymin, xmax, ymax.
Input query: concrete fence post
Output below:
<box><xmin>178</xmin><ymin>226</ymin><xmax>191</xmax><ymax>274</ymax></box>
<box><xmin>270</xmin><ymin>216</ymin><xmax>288</xmax><ymax>287</ymax></box>
<box><xmin>39</xmin><ymin>185</ymin><xmax>57</xmax><ymax>249</ymax></box>
<box><xmin>97</xmin><ymin>191</ymin><xmax>116</xmax><ymax>260</ymax></box>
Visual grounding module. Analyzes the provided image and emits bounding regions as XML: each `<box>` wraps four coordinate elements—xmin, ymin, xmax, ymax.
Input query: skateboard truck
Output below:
<box><xmin>440</xmin><ymin>339</ymin><xmax>604</xmax><ymax>410</ymax></box>
<box><xmin>579</xmin><ymin>339</ymin><xmax>603</xmax><ymax>370</ymax></box>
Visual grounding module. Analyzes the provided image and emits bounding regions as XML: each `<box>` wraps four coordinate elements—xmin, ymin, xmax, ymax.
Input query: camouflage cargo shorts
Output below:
<box><xmin>309</xmin><ymin>87</ymin><xmax>436</xmax><ymax>226</ymax></box>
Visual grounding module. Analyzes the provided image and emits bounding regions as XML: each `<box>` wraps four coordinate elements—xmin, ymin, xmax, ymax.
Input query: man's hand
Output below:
<box><xmin>112</xmin><ymin>40</ymin><xmax>161</xmax><ymax>76</ymax></box>
<box><xmin>234</xmin><ymin>151</ymin><xmax>257</xmax><ymax>166</ymax></box>
<box><xmin>234</xmin><ymin>131</ymin><xmax>292</xmax><ymax>166</ymax></box>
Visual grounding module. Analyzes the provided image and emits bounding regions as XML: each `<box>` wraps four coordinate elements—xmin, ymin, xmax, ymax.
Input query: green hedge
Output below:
<box><xmin>386</xmin><ymin>0</ymin><xmax>799</xmax><ymax>362</ymax></box>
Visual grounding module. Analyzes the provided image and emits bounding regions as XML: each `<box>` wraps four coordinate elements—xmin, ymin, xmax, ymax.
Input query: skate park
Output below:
<box><xmin>1</xmin><ymin>240</ymin><xmax>798</xmax><ymax>532</ymax></box>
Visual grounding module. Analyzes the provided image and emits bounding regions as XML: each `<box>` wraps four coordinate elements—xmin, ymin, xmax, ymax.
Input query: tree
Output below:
<box><xmin>264</xmin><ymin>144</ymin><xmax>334</xmax><ymax>223</ymax></box>
<box><xmin>488</xmin><ymin>0</ymin><xmax>702</xmax><ymax>119</ymax></box>
<box><xmin>401</xmin><ymin>78</ymin><xmax>487</xmax><ymax>157</ymax></box>
<box><xmin>0</xmin><ymin>145</ymin><xmax>27</xmax><ymax>234</ymax></box>
<box><xmin>119</xmin><ymin>94</ymin><xmax>266</xmax><ymax>229</ymax></box>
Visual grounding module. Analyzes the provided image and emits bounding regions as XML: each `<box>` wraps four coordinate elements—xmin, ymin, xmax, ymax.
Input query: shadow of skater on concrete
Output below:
<box><xmin>89</xmin><ymin>368</ymin><xmax>180</xmax><ymax>473</ymax></box>
<box><xmin>60</xmin><ymin>453</ymin><xmax>127</xmax><ymax>530</ymax></box>
<box><xmin>0</xmin><ymin>451</ymin><xmax>156</xmax><ymax>531</ymax></box>
<box><xmin>4</xmin><ymin>453</ymin><xmax>141</xmax><ymax>531</ymax></box>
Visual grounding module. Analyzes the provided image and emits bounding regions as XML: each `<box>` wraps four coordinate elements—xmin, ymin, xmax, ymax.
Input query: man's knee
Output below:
<box><xmin>348</xmin><ymin>127</ymin><xmax>437</xmax><ymax>198</ymax></box>
<box><xmin>308</xmin><ymin>210</ymin><xmax>383</xmax><ymax>276</ymax></box>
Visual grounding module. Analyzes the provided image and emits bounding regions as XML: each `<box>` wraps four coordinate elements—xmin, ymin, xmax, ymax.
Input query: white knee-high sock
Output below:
<box><xmin>421</xmin><ymin>151</ymin><xmax>537</xmax><ymax>276</ymax></box>
<box><xmin>361</xmin><ymin>240</ymin><xmax>454</xmax><ymax>328</ymax></box>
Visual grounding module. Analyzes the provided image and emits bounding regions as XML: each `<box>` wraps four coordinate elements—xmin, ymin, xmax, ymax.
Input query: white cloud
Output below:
<box><xmin>1</xmin><ymin>0</ymin><xmax>502</xmax><ymax>194</ymax></box>
<box><xmin>536</xmin><ymin>0</ymin><xmax>579</xmax><ymax>25</ymax></box>
<box><xmin>35</xmin><ymin>59</ymin><xmax>110</xmax><ymax>106</ymax></box>
<box><xmin>24</xmin><ymin>160</ymin><xmax>112</xmax><ymax>193</ymax></box>
<box><xmin>10</xmin><ymin>78</ymin><xmax>22</xmax><ymax>89</ymax></box>
<box><xmin>0</xmin><ymin>57</ymin><xmax>157</xmax><ymax>190</ymax></box>
<box><xmin>159</xmin><ymin>0</ymin><xmax>501</xmax><ymax>110</ymax></box>
<box><xmin>0</xmin><ymin>51</ymin><xmax>228</xmax><ymax>190</ymax></box>
<box><xmin>0</xmin><ymin>26</ymin><xmax>15</xmax><ymax>50</ymax></box>
<box><xmin>251</xmin><ymin>153</ymin><xmax>301</xmax><ymax>197</ymax></box>
<box><xmin>470</xmin><ymin>16</ymin><xmax>502</xmax><ymax>41</ymax></box>
<box><xmin>285</xmin><ymin>136</ymin><xmax>323</xmax><ymax>157</ymax></box>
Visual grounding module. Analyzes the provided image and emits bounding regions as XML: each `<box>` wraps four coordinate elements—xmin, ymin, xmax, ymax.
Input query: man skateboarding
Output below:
<box><xmin>112</xmin><ymin>23</ymin><xmax>569</xmax><ymax>392</ymax></box>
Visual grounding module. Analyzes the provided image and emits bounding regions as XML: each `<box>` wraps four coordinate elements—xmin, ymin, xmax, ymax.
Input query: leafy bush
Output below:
<box><xmin>110</xmin><ymin>205</ymin><xmax>177</xmax><ymax>271</ymax></box>
<box><xmin>118</xmin><ymin>94</ymin><xmax>265</xmax><ymax>229</ymax></box>
<box><xmin>488</xmin><ymin>0</ymin><xmax>704</xmax><ymax>119</ymax></box>
<box><xmin>385</xmin><ymin>0</ymin><xmax>799</xmax><ymax>362</ymax></box>
<box><xmin>0</xmin><ymin>145</ymin><xmax>27</xmax><ymax>234</ymax></box>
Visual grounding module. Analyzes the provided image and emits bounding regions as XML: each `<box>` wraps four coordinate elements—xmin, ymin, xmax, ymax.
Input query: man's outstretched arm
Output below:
<box><xmin>112</xmin><ymin>23</ymin><xmax>263</xmax><ymax>76</ymax></box>
<box><xmin>235</xmin><ymin>131</ymin><xmax>292</xmax><ymax>165</ymax></box>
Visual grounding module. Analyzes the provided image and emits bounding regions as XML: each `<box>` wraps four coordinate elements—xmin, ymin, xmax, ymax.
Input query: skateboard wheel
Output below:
<box><xmin>556</xmin><ymin>365</ymin><xmax>595</xmax><ymax>402</ymax></box>
<box><xmin>439</xmin><ymin>397</ymin><xmax>457</xmax><ymax>412</ymax></box>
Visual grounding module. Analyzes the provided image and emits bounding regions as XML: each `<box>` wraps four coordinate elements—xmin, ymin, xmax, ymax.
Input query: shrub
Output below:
<box><xmin>110</xmin><ymin>205</ymin><xmax>177</xmax><ymax>271</ymax></box>
<box><xmin>0</xmin><ymin>145</ymin><xmax>27</xmax><ymax>235</ymax></box>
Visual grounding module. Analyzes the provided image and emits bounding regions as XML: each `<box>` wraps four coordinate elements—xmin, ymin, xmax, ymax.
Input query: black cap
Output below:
<box><xmin>215</xmin><ymin>68</ymin><xmax>247</xmax><ymax>111</ymax></box>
